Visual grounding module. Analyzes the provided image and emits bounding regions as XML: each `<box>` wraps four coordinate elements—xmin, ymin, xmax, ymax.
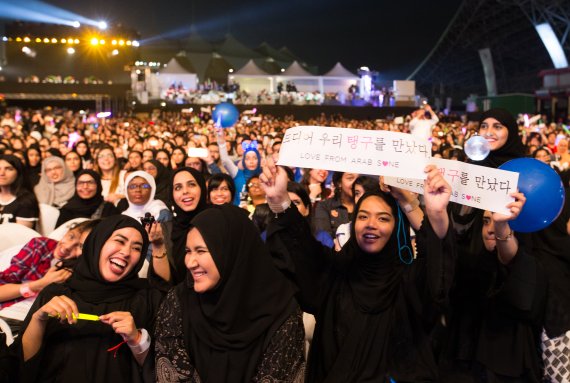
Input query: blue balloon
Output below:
<box><xmin>212</xmin><ymin>102</ymin><xmax>239</xmax><ymax>128</ymax></box>
<box><xmin>498</xmin><ymin>158</ymin><xmax>565</xmax><ymax>232</ymax></box>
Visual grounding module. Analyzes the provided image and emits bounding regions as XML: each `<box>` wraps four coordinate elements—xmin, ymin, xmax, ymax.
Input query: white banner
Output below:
<box><xmin>278</xmin><ymin>126</ymin><xmax>432</xmax><ymax>179</ymax></box>
<box><xmin>384</xmin><ymin>158</ymin><xmax>519</xmax><ymax>215</ymax></box>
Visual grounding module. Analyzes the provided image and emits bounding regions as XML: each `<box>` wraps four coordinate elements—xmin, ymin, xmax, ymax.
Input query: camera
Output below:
<box><xmin>140</xmin><ymin>212</ymin><xmax>156</xmax><ymax>226</ymax></box>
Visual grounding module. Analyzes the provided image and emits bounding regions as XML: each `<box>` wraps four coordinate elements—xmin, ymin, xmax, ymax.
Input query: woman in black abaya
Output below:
<box><xmin>261</xmin><ymin>158</ymin><xmax>455</xmax><ymax>382</ymax></box>
<box><xmin>154</xmin><ymin>204</ymin><xmax>305</xmax><ymax>382</ymax></box>
<box><xmin>17</xmin><ymin>215</ymin><xmax>163</xmax><ymax>382</ymax></box>
<box><xmin>170</xmin><ymin>167</ymin><xmax>208</xmax><ymax>284</ymax></box>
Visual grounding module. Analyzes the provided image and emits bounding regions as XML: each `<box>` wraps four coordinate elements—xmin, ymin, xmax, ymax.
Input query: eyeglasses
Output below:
<box><xmin>77</xmin><ymin>180</ymin><xmax>97</xmax><ymax>187</ymax></box>
<box><xmin>98</xmin><ymin>153</ymin><xmax>114</xmax><ymax>160</ymax></box>
<box><xmin>127</xmin><ymin>183</ymin><xmax>151</xmax><ymax>190</ymax></box>
<box><xmin>248</xmin><ymin>182</ymin><xmax>260</xmax><ymax>188</ymax></box>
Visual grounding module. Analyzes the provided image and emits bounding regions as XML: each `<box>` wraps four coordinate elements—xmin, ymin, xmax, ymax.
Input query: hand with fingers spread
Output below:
<box><xmin>35</xmin><ymin>295</ymin><xmax>79</xmax><ymax>324</ymax></box>
<box><xmin>100</xmin><ymin>311</ymin><xmax>140</xmax><ymax>344</ymax></box>
<box><xmin>260</xmin><ymin>155</ymin><xmax>290</xmax><ymax>212</ymax></box>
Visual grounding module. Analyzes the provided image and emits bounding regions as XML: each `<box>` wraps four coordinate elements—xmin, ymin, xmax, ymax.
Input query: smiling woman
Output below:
<box><xmin>154</xmin><ymin>205</ymin><xmax>305</xmax><ymax>382</ymax></box>
<box><xmin>16</xmin><ymin>215</ymin><xmax>164</xmax><ymax>382</ymax></box>
<box><xmin>34</xmin><ymin>156</ymin><xmax>75</xmax><ymax>209</ymax></box>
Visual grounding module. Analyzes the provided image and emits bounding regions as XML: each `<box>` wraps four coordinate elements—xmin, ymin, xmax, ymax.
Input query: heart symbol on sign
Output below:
<box><xmin>466</xmin><ymin>195</ymin><xmax>472</xmax><ymax>200</ymax></box>
<box><xmin>382</xmin><ymin>161</ymin><xmax>388</xmax><ymax>166</ymax></box>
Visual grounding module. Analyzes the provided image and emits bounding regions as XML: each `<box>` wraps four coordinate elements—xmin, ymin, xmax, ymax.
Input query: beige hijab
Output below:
<box><xmin>34</xmin><ymin>156</ymin><xmax>76</xmax><ymax>208</ymax></box>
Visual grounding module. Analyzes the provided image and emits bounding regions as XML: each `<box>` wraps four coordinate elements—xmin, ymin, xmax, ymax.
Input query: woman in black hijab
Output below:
<box><xmin>143</xmin><ymin>159</ymin><xmax>171</xmax><ymax>205</ymax></box>
<box><xmin>17</xmin><ymin>215</ymin><xmax>163</xmax><ymax>382</ymax></box>
<box><xmin>170</xmin><ymin>167</ymin><xmax>208</xmax><ymax>284</ymax></box>
<box><xmin>55</xmin><ymin>170</ymin><xmax>119</xmax><ymax>227</ymax></box>
<box><xmin>261</xmin><ymin>159</ymin><xmax>455</xmax><ymax>382</ymax></box>
<box><xmin>154</xmin><ymin>204</ymin><xmax>305</xmax><ymax>382</ymax></box>
<box><xmin>24</xmin><ymin>145</ymin><xmax>42</xmax><ymax>187</ymax></box>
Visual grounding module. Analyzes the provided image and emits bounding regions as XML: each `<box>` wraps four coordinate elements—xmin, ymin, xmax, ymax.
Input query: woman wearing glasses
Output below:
<box><xmin>55</xmin><ymin>170</ymin><xmax>119</xmax><ymax>228</ymax></box>
<box><xmin>122</xmin><ymin>171</ymin><xmax>172</xmax><ymax>282</ymax></box>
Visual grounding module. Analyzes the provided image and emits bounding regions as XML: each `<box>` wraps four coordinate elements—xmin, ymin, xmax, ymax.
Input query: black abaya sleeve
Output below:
<box><xmin>412</xmin><ymin>215</ymin><xmax>457</xmax><ymax>311</ymax></box>
<box><xmin>266</xmin><ymin>205</ymin><xmax>333</xmax><ymax>315</ymax></box>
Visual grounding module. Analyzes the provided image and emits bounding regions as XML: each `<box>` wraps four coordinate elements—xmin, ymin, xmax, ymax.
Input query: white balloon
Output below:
<box><xmin>464</xmin><ymin>135</ymin><xmax>490</xmax><ymax>161</ymax></box>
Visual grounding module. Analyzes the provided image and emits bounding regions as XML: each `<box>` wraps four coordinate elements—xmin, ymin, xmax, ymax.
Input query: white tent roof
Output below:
<box><xmin>161</xmin><ymin>57</ymin><xmax>195</xmax><ymax>75</ymax></box>
<box><xmin>281</xmin><ymin>61</ymin><xmax>313</xmax><ymax>77</ymax></box>
<box><xmin>323</xmin><ymin>62</ymin><xmax>357</xmax><ymax>78</ymax></box>
<box><xmin>234</xmin><ymin>59</ymin><xmax>270</xmax><ymax>76</ymax></box>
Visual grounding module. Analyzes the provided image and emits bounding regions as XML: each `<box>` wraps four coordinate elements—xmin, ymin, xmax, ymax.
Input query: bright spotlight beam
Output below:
<box><xmin>0</xmin><ymin>0</ymin><xmax>103</xmax><ymax>28</ymax></box>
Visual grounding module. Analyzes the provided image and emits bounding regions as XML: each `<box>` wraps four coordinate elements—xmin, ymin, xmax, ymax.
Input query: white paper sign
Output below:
<box><xmin>278</xmin><ymin>126</ymin><xmax>431</xmax><ymax>179</ymax></box>
<box><xmin>384</xmin><ymin>158</ymin><xmax>519</xmax><ymax>215</ymax></box>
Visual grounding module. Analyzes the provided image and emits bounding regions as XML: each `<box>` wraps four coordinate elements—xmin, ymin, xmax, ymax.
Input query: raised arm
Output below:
<box><xmin>215</xmin><ymin>128</ymin><xmax>239</xmax><ymax>178</ymax></box>
<box><xmin>423</xmin><ymin>165</ymin><xmax>451</xmax><ymax>239</ymax></box>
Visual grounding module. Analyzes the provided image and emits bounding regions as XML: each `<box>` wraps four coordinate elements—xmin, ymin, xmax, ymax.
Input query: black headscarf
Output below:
<box><xmin>176</xmin><ymin>204</ymin><xmax>297</xmax><ymax>382</ymax></box>
<box><xmin>170</xmin><ymin>167</ymin><xmax>208</xmax><ymax>284</ymax></box>
<box><xmin>58</xmin><ymin>170</ymin><xmax>104</xmax><ymax>220</ymax></box>
<box><xmin>471</xmin><ymin>108</ymin><xmax>525</xmax><ymax>169</ymax></box>
<box><xmin>334</xmin><ymin>191</ymin><xmax>410</xmax><ymax>313</ymax></box>
<box><xmin>148</xmin><ymin>159</ymin><xmax>170</xmax><ymax>204</ymax></box>
<box><xmin>66</xmin><ymin>215</ymin><xmax>149</xmax><ymax>304</ymax></box>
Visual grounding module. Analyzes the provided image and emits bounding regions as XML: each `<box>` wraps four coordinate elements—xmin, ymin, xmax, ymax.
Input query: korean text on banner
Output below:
<box><xmin>277</xmin><ymin>126</ymin><xmax>432</xmax><ymax>179</ymax></box>
<box><xmin>384</xmin><ymin>157</ymin><xmax>519</xmax><ymax>215</ymax></box>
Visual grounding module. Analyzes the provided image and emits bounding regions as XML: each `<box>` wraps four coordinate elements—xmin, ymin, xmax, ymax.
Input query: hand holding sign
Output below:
<box><xmin>260</xmin><ymin>156</ymin><xmax>290</xmax><ymax>211</ymax></box>
<box><xmin>491</xmin><ymin>191</ymin><xmax>526</xmax><ymax>224</ymax></box>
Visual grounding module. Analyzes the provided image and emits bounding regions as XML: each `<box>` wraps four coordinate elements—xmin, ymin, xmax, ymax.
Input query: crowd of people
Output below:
<box><xmin>0</xmin><ymin>104</ymin><xmax>568</xmax><ymax>382</ymax></box>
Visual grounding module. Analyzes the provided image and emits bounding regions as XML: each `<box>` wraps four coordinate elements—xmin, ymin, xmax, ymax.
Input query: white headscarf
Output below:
<box><xmin>122</xmin><ymin>171</ymin><xmax>168</xmax><ymax>221</ymax></box>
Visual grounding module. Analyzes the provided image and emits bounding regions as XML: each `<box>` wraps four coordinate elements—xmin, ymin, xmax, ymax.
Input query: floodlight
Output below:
<box><xmin>535</xmin><ymin>23</ymin><xmax>569</xmax><ymax>69</ymax></box>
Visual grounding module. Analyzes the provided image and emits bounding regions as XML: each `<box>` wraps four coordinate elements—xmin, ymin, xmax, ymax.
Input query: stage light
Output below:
<box><xmin>23</xmin><ymin>37</ymin><xmax>30</xmax><ymax>43</ymax></box>
<box><xmin>280</xmin><ymin>68</ymin><xmax>285</xmax><ymax>72</ymax></box>
<box><xmin>99</xmin><ymin>39</ymin><xmax>105</xmax><ymax>45</ymax></box>
<box><xmin>111</xmin><ymin>40</ymin><xmax>117</xmax><ymax>45</ymax></box>
<box><xmin>126</xmin><ymin>41</ymin><xmax>132</xmax><ymax>46</ymax></box>
<box><xmin>35</xmin><ymin>38</ymin><xmax>41</xmax><ymax>43</ymax></box>
<box><xmin>51</xmin><ymin>38</ymin><xmax>57</xmax><ymax>43</ymax></box>
<box><xmin>16</xmin><ymin>37</ymin><xmax>22</xmax><ymax>42</ymax></box>
<box><xmin>61</xmin><ymin>39</ymin><xmax>67</xmax><ymax>43</ymax></box>
<box><xmin>135</xmin><ymin>69</ymin><xmax>141</xmax><ymax>74</ymax></box>
<box><xmin>118</xmin><ymin>40</ymin><xmax>125</xmax><ymax>46</ymax></box>
<box><xmin>90</xmin><ymin>37</ymin><xmax>99</xmax><ymax>46</ymax></box>
<box><xmin>43</xmin><ymin>38</ymin><xmax>50</xmax><ymax>43</ymax></box>
<box><xmin>228</xmin><ymin>69</ymin><xmax>234</xmax><ymax>73</ymax></box>
<box><xmin>67</xmin><ymin>47</ymin><xmax>75</xmax><ymax>54</ymax></box>
<box><xmin>98</xmin><ymin>21</ymin><xmax>108</xmax><ymax>30</ymax></box>
<box><xmin>111</xmin><ymin>49</ymin><xmax>119</xmax><ymax>56</ymax></box>
<box><xmin>22</xmin><ymin>46</ymin><xmax>36</xmax><ymax>57</ymax></box>
<box><xmin>72</xmin><ymin>21</ymin><xmax>81</xmax><ymax>28</ymax></box>
<box><xmin>74</xmin><ymin>39</ymin><xmax>79</xmax><ymax>44</ymax></box>
<box><xmin>132</xmin><ymin>41</ymin><xmax>139</xmax><ymax>47</ymax></box>
<box><xmin>2</xmin><ymin>37</ymin><xmax>7</xmax><ymax>42</ymax></box>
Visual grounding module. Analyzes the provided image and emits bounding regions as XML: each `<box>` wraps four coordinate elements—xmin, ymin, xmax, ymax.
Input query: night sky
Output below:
<box><xmin>42</xmin><ymin>0</ymin><xmax>460</xmax><ymax>79</ymax></box>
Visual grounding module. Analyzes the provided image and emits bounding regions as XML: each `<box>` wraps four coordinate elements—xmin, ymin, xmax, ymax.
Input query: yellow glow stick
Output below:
<box><xmin>49</xmin><ymin>313</ymin><xmax>100</xmax><ymax>321</ymax></box>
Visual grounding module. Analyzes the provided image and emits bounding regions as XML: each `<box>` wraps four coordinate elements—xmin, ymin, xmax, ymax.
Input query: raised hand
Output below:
<box><xmin>492</xmin><ymin>191</ymin><xmax>526</xmax><ymax>224</ymax></box>
<box><xmin>259</xmin><ymin>155</ymin><xmax>289</xmax><ymax>209</ymax></box>
<box><xmin>423</xmin><ymin>165</ymin><xmax>451</xmax><ymax>214</ymax></box>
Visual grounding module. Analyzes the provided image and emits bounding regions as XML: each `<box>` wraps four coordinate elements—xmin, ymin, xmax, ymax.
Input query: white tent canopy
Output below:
<box><xmin>274</xmin><ymin>61</ymin><xmax>321</xmax><ymax>92</ymax></box>
<box><xmin>322</xmin><ymin>62</ymin><xmax>359</xmax><ymax>94</ymax></box>
<box><xmin>229</xmin><ymin>59</ymin><xmax>274</xmax><ymax>94</ymax></box>
<box><xmin>158</xmin><ymin>57</ymin><xmax>198</xmax><ymax>93</ymax></box>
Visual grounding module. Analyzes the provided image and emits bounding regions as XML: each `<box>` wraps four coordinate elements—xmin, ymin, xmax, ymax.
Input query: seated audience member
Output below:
<box><xmin>154</xmin><ymin>205</ymin><xmax>305</xmax><ymax>382</ymax></box>
<box><xmin>207</xmin><ymin>173</ymin><xmax>236</xmax><ymax>205</ymax></box>
<box><xmin>55</xmin><ymin>170</ymin><xmax>119</xmax><ymax>228</ymax></box>
<box><xmin>0</xmin><ymin>220</ymin><xmax>97</xmax><ymax>309</ymax></box>
<box><xmin>17</xmin><ymin>215</ymin><xmax>164</xmax><ymax>382</ymax></box>
<box><xmin>34</xmin><ymin>156</ymin><xmax>75</xmax><ymax>209</ymax></box>
<box><xmin>0</xmin><ymin>154</ymin><xmax>39</xmax><ymax>228</ymax></box>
